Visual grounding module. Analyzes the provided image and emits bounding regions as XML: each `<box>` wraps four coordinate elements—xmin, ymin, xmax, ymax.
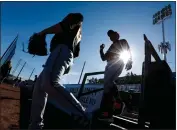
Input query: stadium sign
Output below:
<box><xmin>65</xmin><ymin>84</ymin><xmax>141</xmax><ymax>112</ymax></box>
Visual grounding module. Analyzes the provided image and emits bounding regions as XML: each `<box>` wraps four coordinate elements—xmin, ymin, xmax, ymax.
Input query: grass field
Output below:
<box><xmin>0</xmin><ymin>83</ymin><xmax>20</xmax><ymax>130</ymax></box>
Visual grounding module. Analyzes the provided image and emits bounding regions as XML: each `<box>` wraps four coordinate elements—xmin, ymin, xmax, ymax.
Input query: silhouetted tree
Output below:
<box><xmin>87</xmin><ymin>72</ymin><xmax>141</xmax><ymax>85</ymax></box>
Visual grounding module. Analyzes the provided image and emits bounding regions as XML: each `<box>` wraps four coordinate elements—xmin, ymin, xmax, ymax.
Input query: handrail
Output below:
<box><xmin>144</xmin><ymin>34</ymin><xmax>161</xmax><ymax>63</ymax></box>
<box><xmin>77</xmin><ymin>71</ymin><xmax>104</xmax><ymax>99</ymax></box>
<box><xmin>138</xmin><ymin>34</ymin><xmax>162</xmax><ymax>128</ymax></box>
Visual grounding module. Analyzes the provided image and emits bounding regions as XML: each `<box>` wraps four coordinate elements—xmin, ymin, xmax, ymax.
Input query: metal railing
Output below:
<box><xmin>77</xmin><ymin>71</ymin><xmax>104</xmax><ymax>99</ymax></box>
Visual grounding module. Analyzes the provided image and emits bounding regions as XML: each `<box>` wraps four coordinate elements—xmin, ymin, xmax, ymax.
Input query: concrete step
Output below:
<box><xmin>110</xmin><ymin>123</ymin><xmax>127</xmax><ymax>130</ymax></box>
<box><xmin>113</xmin><ymin>115</ymin><xmax>149</xmax><ymax>129</ymax></box>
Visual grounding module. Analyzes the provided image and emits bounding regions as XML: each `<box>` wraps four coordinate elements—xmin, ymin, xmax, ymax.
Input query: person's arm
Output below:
<box><xmin>100</xmin><ymin>44</ymin><xmax>116</xmax><ymax>61</ymax></box>
<box><xmin>126</xmin><ymin>41</ymin><xmax>132</xmax><ymax>62</ymax></box>
<box><xmin>100</xmin><ymin>49</ymin><xmax>106</xmax><ymax>61</ymax></box>
<box><xmin>127</xmin><ymin>45</ymin><xmax>132</xmax><ymax>62</ymax></box>
<box><xmin>100</xmin><ymin>44</ymin><xmax>112</xmax><ymax>61</ymax></box>
<box><xmin>100</xmin><ymin>48</ymin><xmax>115</xmax><ymax>61</ymax></box>
<box><xmin>121</xmin><ymin>39</ymin><xmax>132</xmax><ymax>61</ymax></box>
<box><xmin>39</xmin><ymin>23</ymin><xmax>63</xmax><ymax>35</ymax></box>
<box><xmin>39</xmin><ymin>13</ymin><xmax>82</xmax><ymax>35</ymax></box>
<box><xmin>122</xmin><ymin>39</ymin><xmax>133</xmax><ymax>70</ymax></box>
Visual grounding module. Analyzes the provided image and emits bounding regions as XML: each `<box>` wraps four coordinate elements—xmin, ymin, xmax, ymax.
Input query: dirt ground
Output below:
<box><xmin>0</xmin><ymin>83</ymin><xmax>20</xmax><ymax>130</ymax></box>
<box><xmin>0</xmin><ymin>83</ymin><xmax>139</xmax><ymax>130</ymax></box>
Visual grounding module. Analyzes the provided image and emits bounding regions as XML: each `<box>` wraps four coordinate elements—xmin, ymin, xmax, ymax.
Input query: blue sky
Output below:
<box><xmin>1</xmin><ymin>1</ymin><xmax>176</xmax><ymax>83</ymax></box>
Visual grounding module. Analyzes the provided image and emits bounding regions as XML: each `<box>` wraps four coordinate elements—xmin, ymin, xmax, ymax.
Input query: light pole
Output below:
<box><xmin>153</xmin><ymin>4</ymin><xmax>172</xmax><ymax>61</ymax></box>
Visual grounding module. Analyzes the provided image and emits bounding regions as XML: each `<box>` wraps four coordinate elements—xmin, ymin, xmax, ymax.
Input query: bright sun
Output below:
<box><xmin>120</xmin><ymin>50</ymin><xmax>130</xmax><ymax>64</ymax></box>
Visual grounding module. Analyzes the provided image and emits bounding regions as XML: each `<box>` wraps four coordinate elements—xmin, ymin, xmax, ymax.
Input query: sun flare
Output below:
<box><xmin>120</xmin><ymin>50</ymin><xmax>131</xmax><ymax>64</ymax></box>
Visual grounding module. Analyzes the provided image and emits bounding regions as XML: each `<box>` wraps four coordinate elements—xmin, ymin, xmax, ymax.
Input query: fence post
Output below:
<box><xmin>17</xmin><ymin>62</ymin><xmax>26</xmax><ymax>78</ymax></box>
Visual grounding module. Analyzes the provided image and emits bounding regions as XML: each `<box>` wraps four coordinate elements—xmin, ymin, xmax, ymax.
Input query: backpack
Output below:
<box><xmin>28</xmin><ymin>33</ymin><xmax>48</xmax><ymax>56</ymax></box>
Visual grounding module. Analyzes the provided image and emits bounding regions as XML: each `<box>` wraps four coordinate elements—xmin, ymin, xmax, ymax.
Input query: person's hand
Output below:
<box><xmin>100</xmin><ymin>44</ymin><xmax>105</xmax><ymax>50</ymax></box>
<box><xmin>125</xmin><ymin>60</ymin><xmax>133</xmax><ymax>71</ymax></box>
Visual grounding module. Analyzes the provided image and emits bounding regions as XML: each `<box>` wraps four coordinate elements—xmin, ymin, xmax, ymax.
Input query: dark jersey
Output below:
<box><xmin>50</xmin><ymin>13</ymin><xmax>82</xmax><ymax>58</ymax></box>
<box><xmin>105</xmin><ymin>39</ymin><xmax>130</xmax><ymax>61</ymax></box>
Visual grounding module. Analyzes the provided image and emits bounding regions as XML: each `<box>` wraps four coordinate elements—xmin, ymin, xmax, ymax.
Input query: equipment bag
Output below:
<box><xmin>28</xmin><ymin>33</ymin><xmax>48</xmax><ymax>56</ymax></box>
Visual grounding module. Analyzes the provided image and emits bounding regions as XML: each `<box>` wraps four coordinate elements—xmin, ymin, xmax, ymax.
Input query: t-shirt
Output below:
<box><xmin>50</xmin><ymin>13</ymin><xmax>82</xmax><ymax>57</ymax></box>
<box><xmin>106</xmin><ymin>39</ymin><xmax>130</xmax><ymax>61</ymax></box>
